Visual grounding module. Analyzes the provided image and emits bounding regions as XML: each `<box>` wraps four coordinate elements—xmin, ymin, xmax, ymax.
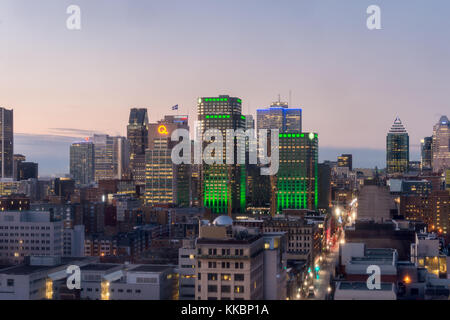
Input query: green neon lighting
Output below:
<box><xmin>240</xmin><ymin>166</ymin><xmax>246</xmax><ymax>213</ymax></box>
<box><xmin>205</xmin><ymin>114</ymin><xmax>230</xmax><ymax>119</ymax></box>
<box><xmin>276</xmin><ymin>135</ymin><xmax>318</xmax><ymax>213</ymax></box>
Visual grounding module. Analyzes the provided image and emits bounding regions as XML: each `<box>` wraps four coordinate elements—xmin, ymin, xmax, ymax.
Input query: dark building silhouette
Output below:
<box><xmin>127</xmin><ymin>108</ymin><xmax>149</xmax><ymax>185</ymax></box>
<box><xmin>17</xmin><ymin>162</ymin><xmax>38</xmax><ymax>180</ymax></box>
<box><xmin>0</xmin><ymin>108</ymin><xmax>13</xmax><ymax>178</ymax></box>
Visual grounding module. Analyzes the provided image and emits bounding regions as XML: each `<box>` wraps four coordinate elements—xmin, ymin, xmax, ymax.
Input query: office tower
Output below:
<box><xmin>257</xmin><ymin>100</ymin><xmax>302</xmax><ymax>133</ymax></box>
<box><xmin>195</xmin><ymin>218</ymin><xmax>264</xmax><ymax>300</ymax></box>
<box><xmin>421</xmin><ymin>137</ymin><xmax>433</xmax><ymax>171</ymax></box>
<box><xmin>318</xmin><ymin>163</ymin><xmax>332</xmax><ymax>211</ymax></box>
<box><xmin>14</xmin><ymin>154</ymin><xmax>38</xmax><ymax>180</ymax></box>
<box><xmin>386</xmin><ymin>117</ymin><xmax>409</xmax><ymax>174</ymax></box>
<box><xmin>244</xmin><ymin>114</ymin><xmax>255</xmax><ymax>131</ymax></box>
<box><xmin>92</xmin><ymin>135</ymin><xmax>129</xmax><ymax>181</ymax></box>
<box><xmin>277</xmin><ymin>132</ymin><xmax>318</xmax><ymax>212</ymax></box>
<box><xmin>198</xmin><ymin>95</ymin><xmax>246</xmax><ymax>215</ymax></box>
<box><xmin>337</xmin><ymin>154</ymin><xmax>353</xmax><ymax>171</ymax></box>
<box><xmin>432</xmin><ymin>116</ymin><xmax>450</xmax><ymax>173</ymax></box>
<box><xmin>70</xmin><ymin>140</ymin><xmax>95</xmax><ymax>186</ymax></box>
<box><xmin>17</xmin><ymin>162</ymin><xmax>38</xmax><ymax>180</ymax></box>
<box><xmin>13</xmin><ymin>154</ymin><xmax>26</xmax><ymax>180</ymax></box>
<box><xmin>0</xmin><ymin>211</ymin><xmax>63</xmax><ymax>264</ymax></box>
<box><xmin>54</xmin><ymin>177</ymin><xmax>75</xmax><ymax>200</ymax></box>
<box><xmin>127</xmin><ymin>108</ymin><xmax>149</xmax><ymax>185</ymax></box>
<box><xmin>0</xmin><ymin>107</ymin><xmax>13</xmax><ymax>179</ymax></box>
<box><xmin>145</xmin><ymin>115</ymin><xmax>190</xmax><ymax>206</ymax></box>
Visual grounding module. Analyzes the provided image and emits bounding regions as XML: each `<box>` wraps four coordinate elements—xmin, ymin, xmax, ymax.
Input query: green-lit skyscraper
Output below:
<box><xmin>277</xmin><ymin>132</ymin><xmax>318</xmax><ymax>213</ymax></box>
<box><xmin>386</xmin><ymin>117</ymin><xmax>409</xmax><ymax>174</ymax></box>
<box><xmin>197</xmin><ymin>95</ymin><xmax>246</xmax><ymax>215</ymax></box>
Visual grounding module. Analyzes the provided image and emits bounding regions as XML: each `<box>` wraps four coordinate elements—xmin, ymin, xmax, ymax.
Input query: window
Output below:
<box><xmin>234</xmin><ymin>286</ymin><xmax>244</xmax><ymax>293</ymax></box>
<box><xmin>7</xmin><ymin>279</ymin><xmax>14</xmax><ymax>287</ymax></box>
<box><xmin>221</xmin><ymin>285</ymin><xmax>231</xmax><ymax>293</ymax></box>
<box><xmin>235</xmin><ymin>274</ymin><xmax>244</xmax><ymax>281</ymax></box>
<box><xmin>208</xmin><ymin>285</ymin><xmax>217</xmax><ymax>293</ymax></box>
<box><xmin>207</xmin><ymin>273</ymin><xmax>218</xmax><ymax>281</ymax></box>
<box><xmin>221</xmin><ymin>274</ymin><xmax>231</xmax><ymax>281</ymax></box>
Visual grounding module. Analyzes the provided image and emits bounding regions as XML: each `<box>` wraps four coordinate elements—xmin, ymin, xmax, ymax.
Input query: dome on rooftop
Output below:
<box><xmin>212</xmin><ymin>215</ymin><xmax>233</xmax><ymax>226</ymax></box>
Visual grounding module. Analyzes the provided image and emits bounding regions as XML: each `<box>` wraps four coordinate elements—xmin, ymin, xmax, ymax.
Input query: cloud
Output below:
<box><xmin>48</xmin><ymin>128</ymin><xmax>106</xmax><ymax>137</ymax></box>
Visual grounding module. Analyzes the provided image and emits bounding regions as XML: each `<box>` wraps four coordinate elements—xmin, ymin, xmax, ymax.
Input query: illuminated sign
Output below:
<box><xmin>158</xmin><ymin>125</ymin><xmax>168</xmax><ymax>135</ymax></box>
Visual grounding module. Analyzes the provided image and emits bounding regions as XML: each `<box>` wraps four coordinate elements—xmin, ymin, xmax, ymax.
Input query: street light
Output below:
<box><xmin>335</xmin><ymin>208</ymin><xmax>341</xmax><ymax>217</ymax></box>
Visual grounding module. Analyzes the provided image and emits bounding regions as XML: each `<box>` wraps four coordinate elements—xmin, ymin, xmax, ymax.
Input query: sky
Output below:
<box><xmin>1</xmin><ymin>0</ymin><xmax>449</xmax><ymax>175</ymax></box>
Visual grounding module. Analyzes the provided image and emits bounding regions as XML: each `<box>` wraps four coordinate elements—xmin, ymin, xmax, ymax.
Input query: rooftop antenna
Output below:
<box><xmin>289</xmin><ymin>90</ymin><xmax>292</xmax><ymax>107</ymax></box>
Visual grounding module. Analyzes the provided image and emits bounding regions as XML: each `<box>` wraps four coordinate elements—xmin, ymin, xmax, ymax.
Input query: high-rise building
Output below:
<box><xmin>127</xmin><ymin>108</ymin><xmax>149</xmax><ymax>185</ymax></box>
<box><xmin>257</xmin><ymin>100</ymin><xmax>302</xmax><ymax>134</ymax></box>
<box><xmin>337</xmin><ymin>154</ymin><xmax>353</xmax><ymax>171</ymax></box>
<box><xmin>198</xmin><ymin>95</ymin><xmax>246</xmax><ymax>215</ymax></box>
<box><xmin>421</xmin><ymin>137</ymin><xmax>433</xmax><ymax>171</ymax></box>
<box><xmin>0</xmin><ymin>211</ymin><xmax>63</xmax><ymax>264</ymax></box>
<box><xmin>244</xmin><ymin>114</ymin><xmax>255</xmax><ymax>131</ymax></box>
<box><xmin>432</xmin><ymin>116</ymin><xmax>450</xmax><ymax>173</ymax></box>
<box><xmin>318</xmin><ymin>162</ymin><xmax>332</xmax><ymax>211</ymax></box>
<box><xmin>145</xmin><ymin>115</ymin><xmax>190</xmax><ymax>206</ymax></box>
<box><xmin>276</xmin><ymin>132</ymin><xmax>318</xmax><ymax>212</ymax></box>
<box><xmin>92</xmin><ymin>135</ymin><xmax>129</xmax><ymax>181</ymax></box>
<box><xmin>0</xmin><ymin>107</ymin><xmax>13</xmax><ymax>179</ymax></box>
<box><xmin>386</xmin><ymin>117</ymin><xmax>409</xmax><ymax>174</ymax></box>
<box><xmin>195</xmin><ymin>217</ymin><xmax>264</xmax><ymax>300</ymax></box>
<box><xmin>17</xmin><ymin>162</ymin><xmax>38</xmax><ymax>180</ymax></box>
<box><xmin>13</xmin><ymin>154</ymin><xmax>26</xmax><ymax>180</ymax></box>
<box><xmin>70</xmin><ymin>140</ymin><xmax>95</xmax><ymax>186</ymax></box>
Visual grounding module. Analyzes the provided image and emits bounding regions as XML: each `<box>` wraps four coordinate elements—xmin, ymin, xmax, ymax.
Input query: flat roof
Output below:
<box><xmin>130</xmin><ymin>265</ymin><xmax>171</xmax><ymax>273</ymax></box>
<box><xmin>0</xmin><ymin>264</ymin><xmax>58</xmax><ymax>275</ymax></box>
<box><xmin>80</xmin><ymin>263</ymin><xmax>121</xmax><ymax>271</ymax></box>
<box><xmin>338</xmin><ymin>282</ymin><xmax>393</xmax><ymax>291</ymax></box>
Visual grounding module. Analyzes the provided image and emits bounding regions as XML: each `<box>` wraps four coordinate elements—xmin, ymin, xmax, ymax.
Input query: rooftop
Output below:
<box><xmin>130</xmin><ymin>265</ymin><xmax>171</xmax><ymax>273</ymax></box>
<box><xmin>80</xmin><ymin>263</ymin><xmax>121</xmax><ymax>271</ymax></box>
<box><xmin>338</xmin><ymin>282</ymin><xmax>394</xmax><ymax>291</ymax></box>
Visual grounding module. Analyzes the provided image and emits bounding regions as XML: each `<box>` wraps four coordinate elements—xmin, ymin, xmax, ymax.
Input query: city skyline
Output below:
<box><xmin>0</xmin><ymin>1</ymin><xmax>449</xmax><ymax>304</ymax></box>
<box><xmin>2</xmin><ymin>0</ymin><xmax>450</xmax><ymax>175</ymax></box>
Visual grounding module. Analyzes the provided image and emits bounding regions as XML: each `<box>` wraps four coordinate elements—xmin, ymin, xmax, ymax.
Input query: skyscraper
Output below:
<box><xmin>127</xmin><ymin>108</ymin><xmax>149</xmax><ymax>185</ymax></box>
<box><xmin>0</xmin><ymin>108</ymin><xmax>13</xmax><ymax>179</ymax></box>
<box><xmin>145</xmin><ymin>115</ymin><xmax>190</xmax><ymax>206</ymax></box>
<box><xmin>92</xmin><ymin>135</ymin><xmax>129</xmax><ymax>181</ymax></box>
<box><xmin>337</xmin><ymin>154</ymin><xmax>353</xmax><ymax>171</ymax></box>
<box><xmin>257</xmin><ymin>100</ymin><xmax>302</xmax><ymax>134</ymax></box>
<box><xmin>432</xmin><ymin>115</ymin><xmax>450</xmax><ymax>173</ymax></box>
<box><xmin>70</xmin><ymin>140</ymin><xmax>95</xmax><ymax>186</ymax></box>
<box><xmin>421</xmin><ymin>136</ymin><xmax>433</xmax><ymax>171</ymax></box>
<box><xmin>277</xmin><ymin>132</ymin><xmax>318</xmax><ymax>213</ymax></box>
<box><xmin>198</xmin><ymin>95</ymin><xmax>246</xmax><ymax>215</ymax></box>
<box><xmin>386</xmin><ymin>117</ymin><xmax>409</xmax><ymax>174</ymax></box>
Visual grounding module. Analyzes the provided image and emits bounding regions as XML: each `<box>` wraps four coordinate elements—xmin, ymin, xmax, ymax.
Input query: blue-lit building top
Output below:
<box><xmin>257</xmin><ymin>101</ymin><xmax>302</xmax><ymax>134</ymax></box>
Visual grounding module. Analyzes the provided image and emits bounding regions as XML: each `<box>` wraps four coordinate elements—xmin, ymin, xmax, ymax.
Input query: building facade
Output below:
<box><xmin>70</xmin><ymin>141</ymin><xmax>95</xmax><ymax>186</ymax></box>
<box><xmin>0</xmin><ymin>108</ymin><xmax>13</xmax><ymax>179</ymax></box>
<box><xmin>386</xmin><ymin>117</ymin><xmax>409</xmax><ymax>174</ymax></box>
<box><xmin>432</xmin><ymin>116</ymin><xmax>450</xmax><ymax>173</ymax></box>
<box><xmin>198</xmin><ymin>96</ymin><xmax>246</xmax><ymax>215</ymax></box>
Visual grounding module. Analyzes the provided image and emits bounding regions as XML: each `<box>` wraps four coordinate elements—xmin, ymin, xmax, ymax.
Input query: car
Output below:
<box><xmin>307</xmin><ymin>286</ymin><xmax>315</xmax><ymax>298</ymax></box>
